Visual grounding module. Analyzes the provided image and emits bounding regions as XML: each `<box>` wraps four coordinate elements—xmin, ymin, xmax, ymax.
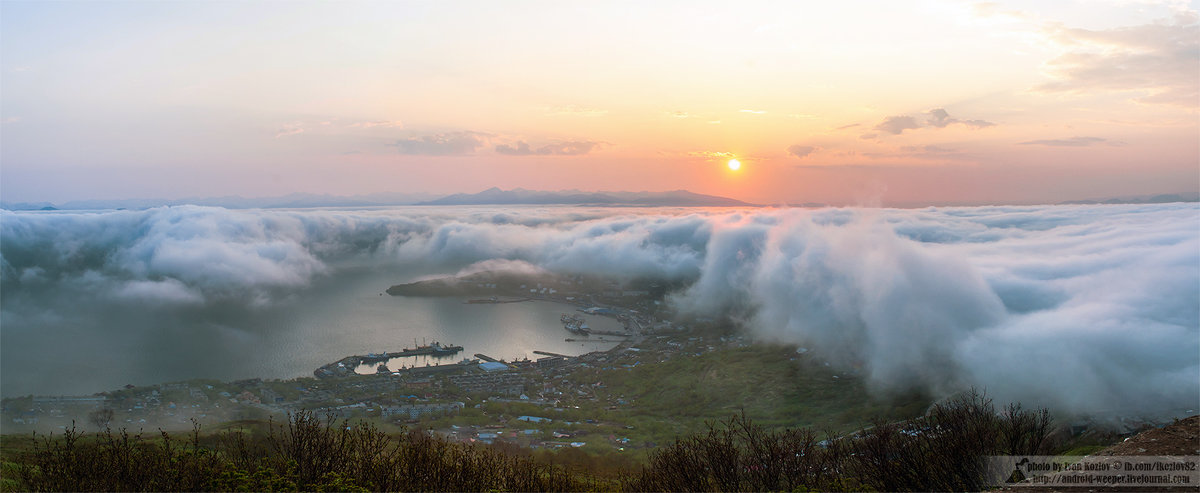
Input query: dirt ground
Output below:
<box><xmin>1093</xmin><ymin>415</ymin><xmax>1200</xmax><ymax>457</ymax></box>
<box><xmin>994</xmin><ymin>415</ymin><xmax>1200</xmax><ymax>493</ymax></box>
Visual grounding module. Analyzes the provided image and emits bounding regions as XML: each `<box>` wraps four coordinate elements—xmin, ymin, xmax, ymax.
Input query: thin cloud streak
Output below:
<box><xmin>394</xmin><ymin>131</ymin><xmax>489</xmax><ymax>156</ymax></box>
<box><xmin>495</xmin><ymin>140</ymin><xmax>599</xmax><ymax>156</ymax></box>
<box><xmin>1018</xmin><ymin>136</ymin><xmax>1116</xmax><ymax>147</ymax></box>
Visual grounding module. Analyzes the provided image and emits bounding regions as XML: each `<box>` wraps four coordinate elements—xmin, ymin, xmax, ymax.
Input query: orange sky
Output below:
<box><xmin>1</xmin><ymin>0</ymin><xmax>1196</xmax><ymax>205</ymax></box>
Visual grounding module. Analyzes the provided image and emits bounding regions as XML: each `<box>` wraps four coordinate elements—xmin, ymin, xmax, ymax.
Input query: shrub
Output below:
<box><xmin>14</xmin><ymin>412</ymin><xmax>591</xmax><ymax>492</ymax></box>
<box><xmin>629</xmin><ymin>390</ymin><xmax>1053</xmax><ymax>492</ymax></box>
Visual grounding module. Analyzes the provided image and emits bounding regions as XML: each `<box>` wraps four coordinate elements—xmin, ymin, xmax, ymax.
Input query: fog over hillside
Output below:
<box><xmin>1</xmin><ymin>204</ymin><xmax>1196</xmax><ymax>417</ymax></box>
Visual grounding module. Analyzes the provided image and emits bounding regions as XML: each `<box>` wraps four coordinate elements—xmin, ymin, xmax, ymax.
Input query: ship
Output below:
<box><xmin>561</xmin><ymin>314</ymin><xmax>591</xmax><ymax>336</ymax></box>
<box><xmin>429</xmin><ymin>341</ymin><xmax>464</xmax><ymax>354</ymax></box>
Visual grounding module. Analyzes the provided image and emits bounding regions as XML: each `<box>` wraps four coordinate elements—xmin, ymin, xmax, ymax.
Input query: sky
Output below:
<box><xmin>1</xmin><ymin>0</ymin><xmax>1197</xmax><ymax>206</ymax></box>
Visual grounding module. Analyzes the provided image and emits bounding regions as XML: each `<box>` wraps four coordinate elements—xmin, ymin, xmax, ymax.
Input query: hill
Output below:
<box><xmin>1060</xmin><ymin>192</ymin><xmax>1200</xmax><ymax>205</ymax></box>
<box><xmin>417</xmin><ymin>188</ymin><xmax>754</xmax><ymax>206</ymax></box>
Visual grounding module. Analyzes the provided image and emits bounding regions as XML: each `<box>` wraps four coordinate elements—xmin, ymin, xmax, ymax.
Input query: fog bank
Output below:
<box><xmin>2</xmin><ymin>204</ymin><xmax>1196</xmax><ymax>416</ymax></box>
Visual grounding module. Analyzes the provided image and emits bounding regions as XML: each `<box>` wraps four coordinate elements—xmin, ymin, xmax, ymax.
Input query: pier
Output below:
<box><xmin>560</xmin><ymin>314</ymin><xmax>591</xmax><ymax>335</ymax></box>
<box><xmin>315</xmin><ymin>341</ymin><xmax>464</xmax><ymax>378</ymax></box>
<box><xmin>360</xmin><ymin>342</ymin><xmax>464</xmax><ymax>364</ymax></box>
<box><xmin>587</xmin><ymin>329</ymin><xmax>630</xmax><ymax>337</ymax></box>
<box><xmin>533</xmin><ymin>350</ymin><xmax>572</xmax><ymax>359</ymax></box>
<box><xmin>465</xmin><ymin>297</ymin><xmax>532</xmax><ymax>304</ymax></box>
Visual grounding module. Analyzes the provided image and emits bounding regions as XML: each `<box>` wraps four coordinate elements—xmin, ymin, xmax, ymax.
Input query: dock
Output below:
<box><xmin>474</xmin><ymin>353</ymin><xmax>499</xmax><ymax>363</ymax></box>
<box><xmin>360</xmin><ymin>342</ymin><xmax>464</xmax><ymax>364</ymax></box>
<box><xmin>587</xmin><ymin>330</ymin><xmax>629</xmax><ymax>337</ymax></box>
<box><xmin>533</xmin><ymin>350</ymin><xmax>572</xmax><ymax>359</ymax></box>
<box><xmin>560</xmin><ymin>314</ymin><xmax>591</xmax><ymax>336</ymax></box>
<box><xmin>314</xmin><ymin>341</ymin><xmax>464</xmax><ymax>379</ymax></box>
<box><xmin>465</xmin><ymin>298</ymin><xmax>532</xmax><ymax>304</ymax></box>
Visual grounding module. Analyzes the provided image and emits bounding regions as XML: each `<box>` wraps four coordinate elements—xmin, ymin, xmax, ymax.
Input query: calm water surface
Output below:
<box><xmin>1</xmin><ymin>266</ymin><xmax>618</xmax><ymax>397</ymax></box>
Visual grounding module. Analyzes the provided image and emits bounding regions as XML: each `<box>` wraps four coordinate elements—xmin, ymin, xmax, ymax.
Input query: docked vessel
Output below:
<box><xmin>561</xmin><ymin>314</ymin><xmax>591</xmax><ymax>336</ymax></box>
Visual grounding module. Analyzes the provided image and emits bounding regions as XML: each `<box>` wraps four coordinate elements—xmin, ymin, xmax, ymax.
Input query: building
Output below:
<box><xmin>32</xmin><ymin>395</ymin><xmax>107</xmax><ymax>407</ymax></box>
<box><xmin>382</xmin><ymin>402</ymin><xmax>465</xmax><ymax>420</ymax></box>
<box><xmin>449</xmin><ymin>371</ymin><xmax>526</xmax><ymax>395</ymax></box>
<box><xmin>478</xmin><ymin>361</ymin><xmax>509</xmax><ymax>372</ymax></box>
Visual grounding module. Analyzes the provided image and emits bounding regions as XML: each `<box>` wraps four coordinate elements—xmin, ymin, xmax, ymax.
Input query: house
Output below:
<box><xmin>382</xmin><ymin>402</ymin><xmax>465</xmax><ymax>419</ymax></box>
<box><xmin>479</xmin><ymin>362</ymin><xmax>509</xmax><ymax>372</ymax></box>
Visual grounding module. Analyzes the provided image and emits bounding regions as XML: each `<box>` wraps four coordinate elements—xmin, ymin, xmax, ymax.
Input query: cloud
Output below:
<box><xmin>865</xmin><ymin>109</ymin><xmax>996</xmax><ymax>138</ymax></box>
<box><xmin>495</xmin><ymin>140</ymin><xmax>599</xmax><ymax>156</ymax></box>
<box><xmin>1036</xmin><ymin>13</ymin><xmax>1195</xmax><ymax>105</ymax></box>
<box><xmin>1</xmin><ymin>117</ymin><xmax>20</xmax><ymax>124</ymax></box>
<box><xmin>670</xmin><ymin>204</ymin><xmax>1199</xmax><ymax>416</ymax></box>
<box><xmin>883</xmin><ymin>144</ymin><xmax>978</xmax><ymax>162</ymax></box>
<box><xmin>1038</xmin><ymin>13</ymin><xmax>1199</xmax><ymax>106</ymax></box>
<box><xmin>113</xmin><ymin>279</ymin><xmax>204</xmax><ymax>305</ymax></box>
<box><xmin>901</xmin><ymin>144</ymin><xmax>956</xmax><ymax>153</ymax></box>
<box><xmin>686</xmin><ymin>150</ymin><xmax>736</xmax><ymax>159</ymax></box>
<box><xmin>273</xmin><ymin>117</ymin><xmax>403</xmax><ymax>138</ymax></box>
<box><xmin>1</xmin><ymin>204</ymin><xmax>1196</xmax><ymax>417</ymax></box>
<box><xmin>666</xmin><ymin>111</ymin><xmax>691</xmax><ymax>118</ymax></box>
<box><xmin>926</xmin><ymin>108</ymin><xmax>995</xmax><ymax>128</ymax></box>
<box><xmin>787</xmin><ymin>145</ymin><xmax>817</xmax><ymax>158</ymax></box>
<box><xmin>1018</xmin><ymin>136</ymin><xmax>1115</xmax><ymax>147</ymax></box>
<box><xmin>739</xmin><ymin>109</ymin><xmax>768</xmax><ymax>114</ymax></box>
<box><xmin>349</xmin><ymin>120</ymin><xmax>404</xmax><ymax>129</ymax></box>
<box><xmin>455</xmin><ymin>259</ymin><xmax>547</xmax><ymax>278</ymax></box>
<box><xmin>274</xmin><ymin>122</ymin><xmax>305</xmax><ymax>138</ymax></box>
<box><xmin>835</xmin><ymin>123</ymin><xmax>861</xmax><ymax>130</ymax></box>
<box><xmin>972</xmin><ymin>0</ymin><xmax>1194</xmax><ymax>105</ymax></box>
<box><xmin>395</xmin><ymin>131</ymin><xmax>488</xmax><ymax>155</ymax></box>
<box><xmin>873</xmin><ymin>115</ymin><xmax>921</xmax><ymax>135</ymax></box>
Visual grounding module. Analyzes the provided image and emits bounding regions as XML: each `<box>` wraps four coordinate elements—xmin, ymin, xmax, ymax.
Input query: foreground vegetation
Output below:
<box><xmin>1</xmin><ymin>338</ymin><xmax>934</xmax><ymax>465</ymax></box>
<box><xmin>629</xmin><ymin>390</ymin><xmax>1054</xmax><ymax>492</ymax></box>
<box><xmin>5</xmin><ymin>412</ymin><xmax>594</xmax><ymax>492</ymax></box>
<box><xmin>3</xmin><ymin>390</ymin><xmax>1061</xmax><ymax>492</ymax></box>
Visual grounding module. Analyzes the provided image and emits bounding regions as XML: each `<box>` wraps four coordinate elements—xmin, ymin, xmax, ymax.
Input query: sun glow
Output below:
<box><xmin>727</xmin><ymin>159</ymin><xmax>741</xmax><ymax>171</ymax></box>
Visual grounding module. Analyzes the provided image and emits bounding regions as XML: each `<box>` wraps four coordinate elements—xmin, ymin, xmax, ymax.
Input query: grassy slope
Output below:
<box><xmin>0</xmin><ymin>344</ymin><xmax>932</xmax><ymax>485</ymax></box>
<box><xmin>569</xmin><ymin>344</ymin><xmax>930</xmax><ymax>442</ymax></box>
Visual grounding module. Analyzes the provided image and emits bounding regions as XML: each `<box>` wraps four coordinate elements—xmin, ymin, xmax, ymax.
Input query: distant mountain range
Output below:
<box><xmin>8</xmin><ymin>189</ymin><xmax>1194</xmax><ymax>211</ymax></box>
<box><xmin>1059</xmin><ymin>192</ymin><xmax>1199</xmax><ymax>205</ymax></box>
<box><xmin>416</xmin><ymin>188</ymin><xmax>754</xmax><ymax>206</ymax></box>
<box><xmin>1</xmin><ymin>189</ymin><xmax>752</xmax><ymax>210</ymax></box>
<box><xmin>0</xmin><ymin>192</ymin><xmax>441</xmax><ymax>211</ymax></box>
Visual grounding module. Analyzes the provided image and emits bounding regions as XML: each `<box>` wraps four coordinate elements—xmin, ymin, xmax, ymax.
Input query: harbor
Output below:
<box><xmin>313</xmin><ymin>292</ymin><xmax>643</xmax><ymax>381</ymax></box>
<box><xmin>464</xmin><ymin>297</ymin><xmax>533</xmax><ymax>304</ymax></box>
<box><xmin>561</xmin><ymin>313</ymin><xmax>632</xmax><ymax>338</ymax></box>
<box><xmin>561</xmin><ymin>314</ymin><xmax>591</xmax><ymax>335</ymax></box>
<box><xmin>315</xmin><ymin>341</ymin><xmax>464</xmax><ymax>378</ymax></box>
<box><xmin>363</xmin><ymin>341</ymin><xmax>462</xmax><ymax>361</ymax></box>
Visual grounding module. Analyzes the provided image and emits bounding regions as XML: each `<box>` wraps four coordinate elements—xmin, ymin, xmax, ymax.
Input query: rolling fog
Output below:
<box><xmin>2</xmin><ymin>204</ymin><xmax>1196</xmax><ymax>417</ymax></box>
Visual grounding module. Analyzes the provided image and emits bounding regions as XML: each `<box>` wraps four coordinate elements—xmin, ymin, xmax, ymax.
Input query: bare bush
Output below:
<box><xmin>630</xmin><ymin>390</ymin><xmax>1053</xmax><ymax>492</ymax></box>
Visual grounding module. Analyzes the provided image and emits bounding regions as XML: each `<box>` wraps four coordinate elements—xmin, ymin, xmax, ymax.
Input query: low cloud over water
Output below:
<box><xmin>2</xmin><ymin>204</ymin><xmax>1196</xmax><ymax>416</ymax></box>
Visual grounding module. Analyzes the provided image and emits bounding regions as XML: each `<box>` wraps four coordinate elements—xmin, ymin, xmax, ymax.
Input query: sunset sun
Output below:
<box><xmin>727</xmin><ymin>159</ymin><xmax>741</xmax><ymax>171</ymax></box>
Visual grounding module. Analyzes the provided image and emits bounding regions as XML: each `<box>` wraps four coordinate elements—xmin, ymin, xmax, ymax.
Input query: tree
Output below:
<box><xmin>88</xmin><ymin>407</ymin><xmax>114</xmax><ymax>430</ymax></box>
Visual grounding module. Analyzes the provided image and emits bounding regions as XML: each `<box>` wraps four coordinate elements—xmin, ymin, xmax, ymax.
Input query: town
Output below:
<box><xmin>2</xmin><ymin>271</ymin><xmax>930</xmax><ymax>458</ymax></box>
